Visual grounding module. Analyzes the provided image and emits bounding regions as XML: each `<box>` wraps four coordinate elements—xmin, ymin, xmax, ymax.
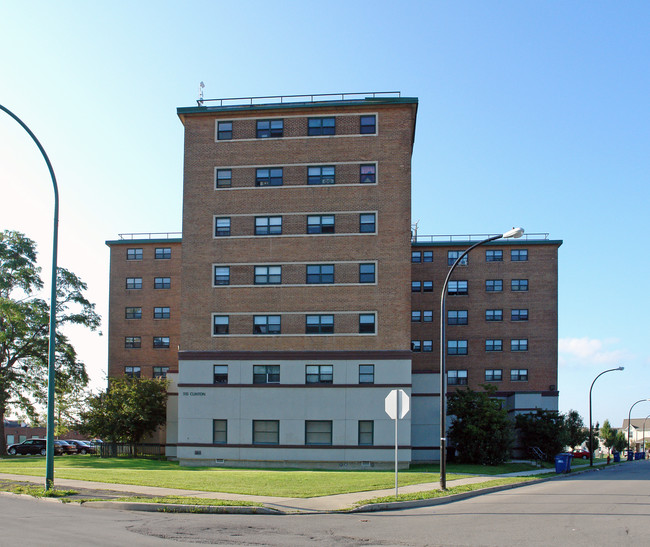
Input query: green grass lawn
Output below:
<box><xmin>0</xmin><ymin>456</ymin><xmax>544</xmax><ymax>498</ymax></box>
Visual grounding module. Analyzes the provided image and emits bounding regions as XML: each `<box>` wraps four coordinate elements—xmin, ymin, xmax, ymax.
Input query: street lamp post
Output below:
<box><xmin>0</xmin><ymin>104</ymin><xmax>59</xmax><ymax>491</ymax></box>
<box><xmin>439</xmin><ymin>227</ymin><xmax>524</xmax><ymax>489</ymax></box>
<box><xmin>627</xmin><ymin>399</ymin><xmax>650</xmax><ymax>456</ymax></box>
<box><xmin>589</xmin><ymin>367</ymin><xmax>624</xmax><ymax>466</ymax></box>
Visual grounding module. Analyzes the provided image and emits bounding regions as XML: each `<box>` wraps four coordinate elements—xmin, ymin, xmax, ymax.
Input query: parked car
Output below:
<box><xmin>6</xmin><ymin>439</ymin><xmax>64</xmax><ymax>456</ymax></box>
<box><xmin>54</xmin><ymin>440</ymin><xmax>77</xmax><ymax>455</ymax></box>
<box><xmin>67</xmin><ymin>440</ymin><xmax>96</xmax><ymax>454</ymax></box>
<box><xmin>571</xmin><ymin>449</ymin><xmax>590</xmax><ymax>459</ymax></box>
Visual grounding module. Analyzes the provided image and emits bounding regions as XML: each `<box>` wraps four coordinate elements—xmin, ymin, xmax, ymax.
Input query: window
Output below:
<box><xmin>359</xmin><ymin>364</ymin><xmax>374</xmax><ymax>384</ymax></box>
<box><xmin>153</xmin><ymin>366</ymin><xmax>169</xmax><ymax>379</ymax></box>
<box><xmin>213</xmin><ymin>316</ymin><xmax>229</xmax><ymax>335</ymax></box>
<box><xmin>423</xmin><ymin>340</ymin><xmax>433</xmax><ymax>352</ymax></box>
<box><xmin>256</xmin><ymin>119</ymin><xmax>283</xmax><ymax>138</ymax></box>
<box><xmin>126</xmin><ymin>277</ymin><xmax>142</xmax><ymax>289</ymax></box>
<box><xmin>511</xmin><ymin>249</ymin><xmax>528</xmax><ymax>262</ymax></box>
<box><xmin>306</xmin><ymin>264</ymin><xmax>334</xmax><ymax>284</ymax></box>
<box><xmin>447</xmin><ymin>340</ymin><xmax>468</xmax><ymax>355</ymax></box>
<box><xmin>307</xmin><ymin>215</ymin><xmax>335</xmax><ymax>234</ymax></box>
<box><xmin>486</xmin><ymin>250</ymin><xmax>503</xmax><ymax>262</ymax></box>
<box><xmin>359</xmin><ymin>314</ymin><xmax>376</xmax><ymax>334</ymax></box>
<box><xmin>125</xmin><ymin>307</ymin><xmax>142</xmax><ymax>319</ymax></box>
<box><xmin>253</xmin><ymin>315</ymin><xmax>281</xmax><ymax>334</ymax></box>
<box><xmin>411</xmin><ymin>251</ymin><xmax>421</xmax><ymax>263</ymax></box>
<box><xmin>308</xmin><ymin>166</ymin><xmax>335</xmax><ymax>185</ymax></box>
<box><xmin>486</xmin><ymin>279</ymin><xmax>503</xmax><ymax>292</ymax></box>
<box><xmin>448</xmin><ymin>370</ymin><xmax>468</xmax><ymax>385</ymax></box>
<box><xmin>127</xmin><ymin>248</ymin><xmax>142</xmax><ymax>260</ymax></box>
<box><xmin>253</xmin><ymin>365</ymin><xmax>280</xmax><ymax>384</ymax></box>
<box><xmin>255</xmin><ymin>266</ymin><xmax>281</xmax><ymax>284</ymax></box>
<box><xmin>485</xmin><ymin>369</ymin><xmax>502</xmax><ymax>382</ymax></box>
<box><xmin>154</xmin><ymin>307</ymin><xmax>170</xmax><ymax>319</ymax></box>
<box><xmin>486</xmin><ymin>309</ymin><xmax>503</xmax><ymax>321</ymax></box>
<box><xmin>511</xmin><ymin>279</ymin><xmax>529</xmax><ymax>291</ymax></box>
<box><xmin>358</xmin><ymin>421</ymin><xmax>374</xmax><ymax>445</ymax></box>
<box><xmin>423</xmin><ymin>251</ymin><xmax>433</xmax><ymax>263</ymax></box>
<box><xmin>411</xmin><ymin>311</ymin><xmax>421</xmax><ymax>322</ymax></box>
<box><xmin>305</xmin><ymin>420</ymin><xmax>332</xmax><ymax>445</ymax></box>
<box><xmin>213</xmin><ymin>365</ymin><xmax>228</xmax><ymax>384</ymax></box>
<box><xmin>360</xmin><ymin>164</ymin><xmax>376</xmax><ymax>183</ymax></box>
<box><xmin>448</xmin><ymin>280</ymin><xmax>468</xmax><ymax>295</ymax></box>
<box><xmin>447</xmin><ymin>310</ymin><xmax>468</xmax><ymax>325</ymax></box>
<box><xmin>153</xmin><ymin>336</ymin><xmax>170</xmax><ymax>348</ymax></box>
<box><xmin>360</xmin><ymin>115</ymin><xmax>376</xmax><ymax>134</ymax></box>
<box><xmin>511</xmin><ymin>369</ymin><xmax>529</xmax><ymax>382</ymax></box>
<box><xmin>213</xmin><ymin>420</ymin><xmax>227</xmax><ymax>444</ymax></box>
<box><xmin>306</xmin><ymin>364</ymin><xmax>333</xmax><ymax>384</ymax></box>
<box><xmin>423</xmin><ymin>310</ymin><xmax>433</xmax><ymax>322</ymax></box>
<box><xmin>217</xmin><ymin>121</ymin><xmax>232</xmax><ymax>140</ymax></box>
<box><xmin>155</xmin><ymin>247</ymin><xmax>172</xmax><ymax>260</ymax></box>
<box><xmin>252</xmin><ymin>420</ymin><xmax>279</xmax><ymax>444</ymax></box>
<box><xmin>360</xmin><ymin>214</ymin><xmax>376</xmax><ymax>233</ymax></box>
<box><xmin>154</xmin><ymin>277</ymin><xmax>171</xmax><ymax>289</ymax></box>
<box><xmin>256</xmin><ymin>168</ymin><xmax>283</xmax><ymax>186</ymax></box>
<box><xmin>124</xmin><ymin>336</ymin><xmax>141</xmax><ymax>348</ymax></box>
<box><xmin>125</xmin><ymin>366</ymin><xmax>141</xmax><ymax>378</ymax></box>
<box><xmin>447</xmin><ymin>250</ymin><xmax>468</xmax><ymax>266</ymax></box>
<box><xmin>255</xmin><ymin>216</ymin><xmax>282</xmax><ymax>235</ymax></box>
<box><xmin>411</xmin><ymin>340</ymin><xmax>421</xmax><ymax>352</ymax></box>
<box><xmin>486</xmin><ymin>339</ymin><xmax>503</xmax><ymax>352</ymax></box>
<box><xmin>215</xmin><ymin>217</ymin><xmax>231</xmax><ymax>236</ymax></box>
<box><xmin>423</xmin><ymin>281</ymin><xmax>433</xmax><ymax>292</ymax></box>
<box><xmin>359</xmin><ymin>263</ymin><xmax>375</xmax><ymax>283</ymax></box>
<box><xmin>511</xmin><ymin>309</ymin><xmax>529</xmax><ymax>321</ymax></box>
<box><xmin>308</xmin><ymin>117</ymin><xmax>335</xmax><ymax>136</ymax></box>
<box><xmin>214</xmin><ymin>266</ymin><xmax>230</xmax><ymax>285</ymax></box>
<box><xmin>511</xmin><ymin>339</ymin><xmax>528</xmax><ymax>352</ymax></box>
<box><xmin>216</xmin><ymin>169</ymin><xmax>232</xmax><ymax>188</ymax></box>
<box><xmin>305</xmin><ymin>314</ymin><xmax>334</xmax><ymax>334</ymax></box>
<box><xmin>411</xmin><ymin>281</ymin><xmax>421</xmax><ymax>292</ymax></box>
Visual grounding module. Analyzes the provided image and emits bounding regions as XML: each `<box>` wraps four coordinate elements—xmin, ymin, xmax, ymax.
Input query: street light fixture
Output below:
<box><xmin>628</xmin><ymin>399</ymin><xmax>650</xmax><ymax>456</ymax></box>
<box><xmin>589</xmin><ymin>366</ymin><xmax>624</xmax><ymax>466</ymax></box>
<box><xmin>439</xmin><ymin>227</ymin><xmax>524</xmax><ymax>489</ymax></box>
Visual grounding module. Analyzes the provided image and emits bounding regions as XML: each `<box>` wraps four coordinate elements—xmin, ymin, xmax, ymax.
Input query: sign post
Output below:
<box><xmin>385</xmin><ymin>389</ymin><xmax>410</xmax><ymax>498</ymax></box>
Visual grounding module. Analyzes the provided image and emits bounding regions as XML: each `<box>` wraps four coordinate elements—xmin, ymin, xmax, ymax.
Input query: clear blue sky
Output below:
<box><xmin>1</xmin><ymin>1</ymin><xmax>648</xmax><ymax>429</ymax></box>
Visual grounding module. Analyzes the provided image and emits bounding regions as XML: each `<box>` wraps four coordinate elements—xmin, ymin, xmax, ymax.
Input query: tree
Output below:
<box><xmin>0</xmin><ymin>230</ymin><xmax>100</xmax><ymax>454</ymax></box>
<box><xmin>599</xmin><ymin>419</ymin><xmax>617</xmax><ymax>454</ymax></box>
<box><xmin>612</xmin><ymin>430</ymin><xmax>627</xmax><ymax>453</ymax></box>
<box><xmin>565</xmin><ymin>409</ymin><xmax>589</xmax><ymax>450</ymax></box>
<box><xmin>516</xmin><ymin>410</ymin><xmax>569</xmax><ymax>462</ymax></box>
<box><xmin>79</xmin><ymin>377</ymin><xmax>168</xmax><ymax>446</ymax></box>
<box><xmin>447</xmin><ymin>384</ymin><xmax>514</xmax><ymax>465</ymax></box>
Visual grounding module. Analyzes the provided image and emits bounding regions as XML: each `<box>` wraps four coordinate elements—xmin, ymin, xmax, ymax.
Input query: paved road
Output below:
<box><xmin>1</xmin><ymin>461</ymin><xmax>647</xmax><ymax>546</ymax></box>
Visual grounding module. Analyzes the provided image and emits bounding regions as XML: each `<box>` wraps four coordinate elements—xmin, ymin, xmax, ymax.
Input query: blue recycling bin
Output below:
<box><xmin>627</xmin><ymin>451</ymin><xmax>633</xmax><ymax>461</ymax></box>
<box><xmin>555</xmin><ymin>453</ymin><xmax>572</xmax><ymax>473</ymax></box>
<box><xmin>613</xmin><ymin>452</ymin><xmax>621</xmax><ymax>462</ymax></box>
<box><xmin>635</xmin><ymin>452</ymin><xmax>642</xmax><ymax>460</ymax></box>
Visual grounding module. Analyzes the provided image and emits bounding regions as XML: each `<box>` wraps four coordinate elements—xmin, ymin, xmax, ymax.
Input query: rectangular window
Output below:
<box><xmin>359</xmin><ymin>364</ymin><xmax>374</xmax><ymax>384</ymax></box>
<box><xmin>511</xmin><ymin>339</ymin><xmax>528</xmax><ymax>352</ymax></box>
<box><xmin>360</xmin><ymin>115</ymin><xmax>376</xmax><ymax>134</ymax></box>
<box><xmin>411</xmin><ymin>281</ymin><xmax>421</xmax><ymax>292</ymax></box>
<box><xmin>448</xmin><ymin>370</ymin><xmax>468</xmax><ymax>386</ymax></box>
<box><xmin>255</xmin><ymin>216</ymin><xmax>282</xmax><ymax>235</ymax></box>
<box><xmin>511</xmin><ymin>369</ymin><xmax>529</xmax><ymax>382</ymax></box>
<box><xmin>306</xmin><ymin>364</ymin><xmax>333</xmax><ymax>384</ymax></box>
<box><xmin>155</xmin><ymin>247</ymin><xmax>172</xmax><ymax>260</ymax></box>
<box><xmin>423</xmin><ymin>340</ymin><xmax>433</xmax><ymax>352</ymax></box>
<box><xmin>217</xmin><ymin>121</ymin><xmax>232</xmax><ymax>140</ymax></box>
<box><xmin>485</xmin><ymin>369</ymin><xmax>502</xmax><ymax>382</ymax></box>
<box><xmin>252</xmin><ymin>420</ymin><xmax>279</xmax><ymax>444</ymax></box>
<box><xmin>125</xmin><ymin>307</ymin><xmax>142</xmax><ymax>319</ymax></box>
<box><xmin>308</xmin><ymin>166</ymin><xmax>335</xmax><ymax>185</ymax></box>
<box><xmin>308</xmin><ymin>117</ymin><xmax>335</xmax><ymax>136</ymax></box>
<box><xmin>154</xmin><ymin>307</ymin><xmax>170</xmax><ymax>319</ymax></box>
<box><xmin>411</xmin><ymin>311</ymin><xmax>421</xmax><ymax>322</ymax></box>
<box><xmin>124</xmin><ymin>336</ymin><xmax>141</xmax><ymax>349</ymax></box>
<box><xmin>511</xmin><ymin>279</ymin><xmax>529</xmax><ymax>291</ymax></box>
<box><xmin>306</xmin><ymin>264</ymin><xmax>334</xmax><ymax>284</ymax></box>
<box><xmin>360</xmin><ymin>214</ymin><xmax>376</xmax><ymax>233</ymax></box>
<box><xmin>511</xmin><ymin>249</ymin><xmax>528</xmax><ymax>261</ymax></box>
<box><xmin>215</xmin><ymin>217</ymin><xmax>231</xmax><ymax>236</ymax></box>
<box><xmin>360</xmin><ymin>164</ymin><xmax>376</xmax><ymax>183</ymax></box>
<box><xmin>253</xmin><ymin>315</ymin><xmax>281</xmax><ymax>334</ymax></box>
<box><xmin>447</xmin><ymin>340</ymin><xmax>468</xmax><ymax>355</ymax></box>
<box><xmin>411</xmin><ymin>340</ymin><xmax>421</xmax><ymax>352</ymax></box>
<box><xmin>213</xmin><ymin>316</ymin><xmax>229</xmax><ymax>335</ymax></box>
<box><xmin>486</xmin><ymin>279</ymin><xmax>503</xmax><ymax>292</ymax></box>
<box><xmin>448</xmin><ymin>251</ymin><xmax>468</xmax><ymax>266</ymax></box>
<box><xmin>153</xmin><ymin>366</ymin><xmax>169</xmax><ymax>379</ymax></box>
<box><xmin>423</xmin><ymin>310</ymin><xmax>433</xmax><ymax>322</ymax></box>
<box><xmin>127</xmin><ymin>248</ymin><xmax>142</xmax><ymax>260</ymax></box>
<box><xmin>359</xmin><ymin>314</ymin><xmax>376</xmax><ymax>334</ymax></box>
<box><xmin>305</xmin><ymin>314</ymin><xmax>334</xmax><ymax>334</ymax></box>
<box><xmin>307</xmin><ymin>215</ymin><xmax>335</xmax><ymax>234</ymax></box>
<box><xmin>256</xmin><ymin>119</ymin><xmax>283</xmax><ymax>138</ymax></box>
<box><xmin>423</xmin><ymin>281</ymin><xmax>433</xmax><ymax>292</ymax></box>
<box><xmin>511</xmin><ymin>309</ymin><xmax>529</xmax><ymax>321</ymax></box>
<box><xmin>447</xmin><ymin>310</ymin><xmax>468</xmax><ymax>325</ymax></box>
<box><xmin>153</xmin><ymin>336</ymin><xmax>170</xmax><ymax>348</ymax></box>
<box><xmin>486</xmin><ymin>339</ymin><xmax>503</xmax><ymax>352</ymax></box>
<box><xmin>214</xmin><ymin>266</ymin><xmax>230</xmax><ymax>285</ymax></box>
<box><xmin>359</xmin><ymin>263</ymin><xmax>375</xmax><ymax>283</ymax></box>
<box><xmin>486</xmin><ymin>309</ymin><xmax>503</xmax><ymax>322</ymax></box>
<box><xmin>255</xmin><ymin>265</ymin><xmax>282</xmax><ymax>284</ymax></box>
<box><xmin>411</xmin><ymin>251</ymin><xmax>421</xmax><ymax>263</ymax></box>
<box><xmin>358</xmin><ymin>421</ymin><xmax>374</xmax><ymax>445</ymax></box>
<box><xmin>213</xmin><ymin>419</ymin><xmax>227</xmax><ymax>444</ymax></box>
<box><xmin>423</xmin><ymin>251</ymin><xmax>433</xmax><ymax>262</ymax></box>
<box><xmin>125</xmin><ymin>366</ymin><xmax>141</xmax><ymax>379</ymax></box>
<box><xmin>305</xmin><ymin>420</ymin><xmax>332</xmax><ymax>445</ymax></box>
<box><xmin>126</xmin><ymin>277</ymin><xmax>142</xmax><ymax>290</ymax></box>
<box><xmin>213</xmin><ymin>365</ymin><xmax>228</xmax><ymax>384</ymax></box>
<box><xmin>253</xmin><ymin>365</ymin><xmax>280</xmax><ymax>384</ymax></box>
<box><xmin>486</xmin><ymin>250</ymin><xmax>503</xmax><ymax>262</ymax></box>
<box><xmin>154</xmin><ymin>277</ymin><xmax>171</xmax><ymax>289</ymax></box>
<box><xmin>448</xmin><ymin>280</ymin><xmax>468</xmax><ymax>295</ymax></box>
<box><xmin>216</xmin><ymin>169</ymin><xmax>232</xmax><ymax>188</ymax></box>
<box><xmin>256</xmin><ymin>168</ymin><xmax>283</xmax><ymax>186</ymax></box>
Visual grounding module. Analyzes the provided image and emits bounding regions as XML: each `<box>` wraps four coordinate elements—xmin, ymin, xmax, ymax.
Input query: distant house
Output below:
<box><xmin>621</xmin><ymin>419</ymin><xmax>650</xmax><ymax>451</ymax></box>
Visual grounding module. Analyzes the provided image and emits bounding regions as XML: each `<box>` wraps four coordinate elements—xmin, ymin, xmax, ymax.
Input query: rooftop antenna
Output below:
<box><xmin>411</xmin><ymin>220</ymin><xmax>419</xmax><ymax>242</ymax></box>
<box><xmin>198</xmin><ymin>81</ymin><xmax>205</xmax><ymax>106</ymax></box>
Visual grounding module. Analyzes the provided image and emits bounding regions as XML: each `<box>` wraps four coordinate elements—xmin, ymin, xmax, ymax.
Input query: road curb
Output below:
<box><xmin>81</xmin><ymin>501</ymin><xmax>281</xmax><ymax>514</ymax></box>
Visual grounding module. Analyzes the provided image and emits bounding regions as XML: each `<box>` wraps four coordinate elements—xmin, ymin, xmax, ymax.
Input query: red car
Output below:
<box><xmin>571</xmin><ymin>449</ymin><xmax>590</xmax><ymax>460</ymax></box>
